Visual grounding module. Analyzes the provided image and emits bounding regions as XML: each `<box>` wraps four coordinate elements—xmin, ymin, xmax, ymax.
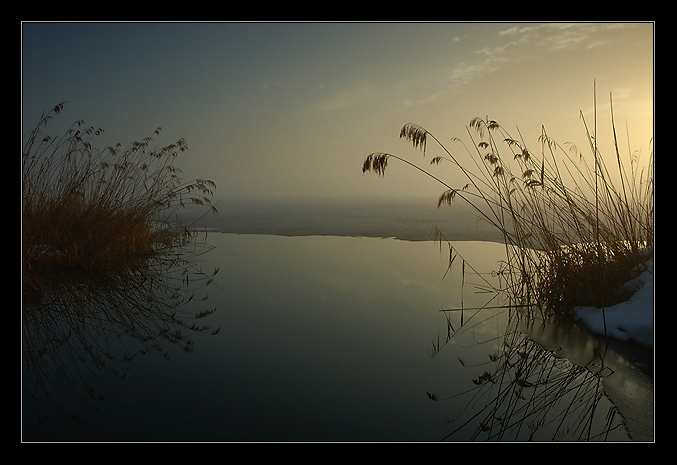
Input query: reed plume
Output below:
<box><xmin>362</xmin><ymin>89</ymin><xmax>653</xmax><ymax>317</ymax></box>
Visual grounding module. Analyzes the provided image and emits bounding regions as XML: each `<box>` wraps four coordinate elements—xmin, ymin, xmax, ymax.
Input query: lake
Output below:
<box><xmin>21</xmin><ymin>200</ymin><xmax>653</xmax><ymax>442</ymax></box>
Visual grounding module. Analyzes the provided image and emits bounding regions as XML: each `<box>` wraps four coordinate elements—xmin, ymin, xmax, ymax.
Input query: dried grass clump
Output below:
<box><xmin>22</xmin><ymin>103</ymin><xmax>217</xmax><ymax>302</ymax></box>
<box><xmin>363</xmin><ymin>90</ymin><xmax>653</xmax><ymax>316</ymax></box>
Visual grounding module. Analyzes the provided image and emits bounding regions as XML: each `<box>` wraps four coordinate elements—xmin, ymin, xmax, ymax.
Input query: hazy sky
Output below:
<box><xmin>22</xmin><ymin>22</ymin><xmax>654</xmax><ymax>205</ymax></box>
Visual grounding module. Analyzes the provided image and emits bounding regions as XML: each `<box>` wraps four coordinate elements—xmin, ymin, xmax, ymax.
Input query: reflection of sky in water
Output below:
<box><xmin>23</xmin><ymin>234</ymin><xmax>631</xmax><ymax>441</ymax></box>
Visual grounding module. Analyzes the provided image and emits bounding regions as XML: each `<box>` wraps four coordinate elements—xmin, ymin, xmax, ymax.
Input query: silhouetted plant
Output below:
<box><xmin>363</xmin><ymin>88</ymin><xmax>653</xmax><ymax>318</ymax></box>
<box><xmin>22</xmin><ymin>103</ymin><xmax>220</xmax><ymax>424</ymax></box>
<box><xmin>22</xmin><ymin>103</ymin><xmax>218</xmax><ymax>302</ymax></box>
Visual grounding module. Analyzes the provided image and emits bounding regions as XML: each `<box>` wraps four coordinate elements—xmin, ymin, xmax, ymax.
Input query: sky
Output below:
<box><xmin>21</xmin><ymin>22</ymin><xmax>654</xmax><ymax>206</ymax></box>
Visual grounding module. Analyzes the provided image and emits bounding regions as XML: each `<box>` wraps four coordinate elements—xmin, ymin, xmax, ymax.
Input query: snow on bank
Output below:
<box><xmin>574</xmin><ymin>257</ymin><xmax>654</xmax><ymax>349</ymax></box>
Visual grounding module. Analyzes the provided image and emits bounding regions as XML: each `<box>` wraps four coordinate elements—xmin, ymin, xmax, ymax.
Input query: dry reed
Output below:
<box><xmin>22</xmin><ymin>103</ymin><xmax>217</xmax><ymax>303</ymax></box>
<box><xmin>363</xmin><ymin>88</ymin><xmax>653</xmax><ymax>317</ymax></box>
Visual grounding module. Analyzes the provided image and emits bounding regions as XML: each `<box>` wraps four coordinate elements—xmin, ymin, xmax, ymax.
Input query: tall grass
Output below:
<box><xmin>22</xmin><ymin>103</ymin><xmax>217</xmax><ymax>303</ymax></box>
<box><xmin>363</xmin><ymin>89</ymin><xmax>653</xmax><ymax>317</ymax></box>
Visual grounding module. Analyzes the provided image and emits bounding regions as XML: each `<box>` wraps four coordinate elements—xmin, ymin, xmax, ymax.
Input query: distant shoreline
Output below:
<box><xmin>187</xmin><ymin>198</ymin><xmax>507</xmax><ymax>244</ymax></box>
<box><xmin>204</xmin><ymin>229</ymin><xmax>507</xmax><ymax>244</ymax></box>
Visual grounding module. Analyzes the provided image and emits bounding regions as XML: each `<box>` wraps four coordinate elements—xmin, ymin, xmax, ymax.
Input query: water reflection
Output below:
<box><xmin>22</xmin><ymin>237</ymin><xmax>219</xmax><ymax>429</ymax></box>
<box><xmin>524</xmin><ymin>312</ymin><xmax>654</xmax><ymax>441</ymax></box>
<box><xmin>22</xmin><ymin>233</ymin><xmax>650</xmax><ymax>441</ymax></box>
<box><xmin>425</xmin><ymin>240</ymin><xmax>647</xmax><ymax>441</ymax></box>
<box><xmin>430</xmin><ymin>310</ymin><xmax>629</xmax><ymax>440</ymax></box>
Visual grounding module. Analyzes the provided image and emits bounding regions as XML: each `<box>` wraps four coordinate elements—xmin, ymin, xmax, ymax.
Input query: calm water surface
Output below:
<box><xmin>23</xmin><ymin>230</ymin><xmax>648</xmax><ymax>441</ymax></box>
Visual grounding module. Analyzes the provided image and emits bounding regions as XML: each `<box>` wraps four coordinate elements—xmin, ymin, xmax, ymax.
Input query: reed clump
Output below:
<box><xmin>363</xmin><ymin>90</ymin><xmax>653</xmax><ymax>317</ymax></box>
<box><xmin>22</xmin><ymin>103</ymin><xmax>217</xmax><ymax>303</ymax></box>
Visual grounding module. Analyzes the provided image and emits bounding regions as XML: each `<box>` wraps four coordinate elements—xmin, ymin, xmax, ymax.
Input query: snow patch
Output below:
<box><xmin>574</xmin><ymin>257</ymin><xmax>654</xmax><ymax>349</ymax></box>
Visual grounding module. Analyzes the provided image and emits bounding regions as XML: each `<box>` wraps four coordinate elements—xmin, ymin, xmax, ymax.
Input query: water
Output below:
<box><xmin>200</xmin><ymin>198</ymin><xmax>506</xmax><ymax>242</ymax></box>
<box><xmin>22</xmin><ymin>201</ymin><xmax>652</xmax><ymax>442</ymax></box>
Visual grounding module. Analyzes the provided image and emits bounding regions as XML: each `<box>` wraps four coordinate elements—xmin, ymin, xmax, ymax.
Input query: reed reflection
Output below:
<box><xmin>426</xmin><ymin>240</ymin><xmax>630</xmax><ymax>441</ymax></box>
<box><xmin>22</xmin><ymin>238</ymin><xmax>220</xmax><ymax>426</ymax></box>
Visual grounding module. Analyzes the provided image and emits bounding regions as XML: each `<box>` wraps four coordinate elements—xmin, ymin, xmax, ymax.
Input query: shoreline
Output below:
<box><xmin>185</xmin><ymin>198</ymin><xmax>507</xmax><ymax>244</ymax></box>
<box><xmin>204</xmin><ymin>228</ymin><xmax>507</xmax><ymax>244</ymax></box>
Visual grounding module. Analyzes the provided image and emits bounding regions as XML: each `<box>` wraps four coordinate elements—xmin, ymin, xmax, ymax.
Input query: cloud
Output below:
<box><xmin>445</xmin><ymin>23</ymin><xmax>643</xmax><ymax>89</ymax></box>
<box><xmin>448</xmin><ymin>59</ymin><xmax>500</xmax><ymax>85</ymax></box>
<box><xmin>303</xmin><ymin>81</ymin><xmax>379</xmax><ymax>114</ymax></box>
<box><xmin>262</xmin><ymin>82</ymin><xmax>283</xmax><ymax>91</ymax></box>
<box><xmin>492</xmin><ymin>23</ymin><xmax>641</xmax><ymax>56</ymax></box>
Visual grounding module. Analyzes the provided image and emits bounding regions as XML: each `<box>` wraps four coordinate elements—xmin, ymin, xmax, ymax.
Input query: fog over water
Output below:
<box><xmin>194</xmin><ymin>198</ymin><xmax>507</xmax><ymax>243</ymax></box>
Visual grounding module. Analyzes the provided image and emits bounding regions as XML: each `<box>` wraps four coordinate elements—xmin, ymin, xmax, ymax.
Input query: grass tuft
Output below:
<box><xmin>22</xmin><ymin>104</ymin><xmax>217</xmax><ymax>304</ymax></box>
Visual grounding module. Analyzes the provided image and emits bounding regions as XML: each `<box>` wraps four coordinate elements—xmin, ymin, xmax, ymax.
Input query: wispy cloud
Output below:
<box><xmin>291</xmin><ymin>23</ymin><xmax>650</xmax><ymax>123</ymax></box>
<box><xmin>300</xmin><ymin>81</ymin><xmax>380</xmax><ymax>115</ymax></box>
<box><xmin>262</xmin><ymin>81</ymin><xmax>283</xmax><ymax>91</ymax></box>
<box><xmin>491</xmin><ymin>23</ymin><xmax>640</xmax><ymax>57</ymax></box>
<box><xmin>445</xmin><ymin>23</ymin><xmax>643</xmax><ymax>89</ymax></box>
<box><xmin>448</xmin><ymin>59</ymin><xmax>500</xmax><ymax>85</ymax></box>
